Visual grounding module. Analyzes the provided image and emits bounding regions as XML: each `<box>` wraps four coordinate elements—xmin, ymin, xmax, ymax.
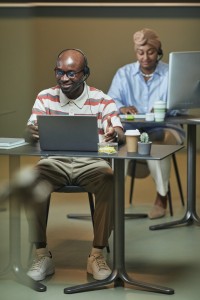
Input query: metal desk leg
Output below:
<box><xmin>0</xmin><ymin>155</ymin><xmax>46</xmax><ymax>292</ymax></box>
<box><xmin>64</xmin><ymin>159</ymin><xmax>174</xmax><ymax>295</ymax></box>
<box><xmin>150</xmin><ymin>124</ymin><xmax>200</xmax><ymax>231</ymax></box>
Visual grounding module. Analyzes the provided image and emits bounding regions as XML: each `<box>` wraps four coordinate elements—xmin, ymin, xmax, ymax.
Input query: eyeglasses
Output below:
<box><xmin>54</xmin><ymin>68</ymin><xmax>84</xmax><ymax>79</ymax></box>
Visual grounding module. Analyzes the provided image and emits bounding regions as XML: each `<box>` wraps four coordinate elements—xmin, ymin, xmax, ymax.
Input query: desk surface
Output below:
<box><xmin>0</xmin><ymin>143</ymin><xmax>183</xmax><ymax>161</ymax></box>
<box><xmin>121</xmin><ymin>114</ymin><xmax>200</xmax><ymax>126</ymax></box>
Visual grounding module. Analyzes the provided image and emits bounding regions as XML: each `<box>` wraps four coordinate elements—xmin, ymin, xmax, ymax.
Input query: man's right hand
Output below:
<box><xmin>26</xmin><ymin>124</ymin><xmax>39</xmax><ymax>143</ymax></box>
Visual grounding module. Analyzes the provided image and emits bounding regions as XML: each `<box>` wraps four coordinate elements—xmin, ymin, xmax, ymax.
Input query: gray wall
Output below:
<box><xmin>0</xmin><ymin>6</ymin><xmax>200</xmax><ymax>147</ymax></box>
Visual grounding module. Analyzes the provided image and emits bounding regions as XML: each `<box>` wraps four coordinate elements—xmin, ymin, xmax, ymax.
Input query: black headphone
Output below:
<box><xmin>57</xmin><ymin>48</ymin><xmax>90</xmax><ymax>78</ymax></box>
<box><xmin>157</xmin><ymin>48</ymin><xmax>163</xmax><ymax>61</ymax></box>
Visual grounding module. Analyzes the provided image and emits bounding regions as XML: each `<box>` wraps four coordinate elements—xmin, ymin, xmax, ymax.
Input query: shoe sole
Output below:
<box><xmin>27</xmin><ymin>268</ymin><xmax>55</xmax><ymax>281</ymax></box>
<box><xmin>87</xmin><ymin>265</ymin><xmax>111</xmax><ymax>281</ymax></box>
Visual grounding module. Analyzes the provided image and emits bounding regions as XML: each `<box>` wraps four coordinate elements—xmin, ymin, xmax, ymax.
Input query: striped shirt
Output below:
<box><xmin>28</xmin><ymin>83</ymin><xmax>123</xmax><ymax>142</ymax></box>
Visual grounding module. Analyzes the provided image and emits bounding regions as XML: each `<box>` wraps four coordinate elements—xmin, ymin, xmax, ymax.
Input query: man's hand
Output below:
<box><xmin>104</xmin><ymin>116</ymin><xmax>118</xmax><ymax>142</ymax></box>
<box><xmin>25</xmin><ymin>124</ymin><xmax>39</xmax><ymax>143</ymax></box>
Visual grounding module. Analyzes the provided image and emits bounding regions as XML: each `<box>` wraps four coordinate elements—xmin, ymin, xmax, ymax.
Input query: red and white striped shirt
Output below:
<box><xmin>28</xmin><ymin>83</ymin><xmax>123</xmax><ymax>142</ymax></box>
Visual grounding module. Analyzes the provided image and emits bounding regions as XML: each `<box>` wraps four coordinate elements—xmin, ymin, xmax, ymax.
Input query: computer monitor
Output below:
<box><xmin>167</xmin><ymin>51</ymin><xmax>200</xmax><ymax>110</ymax></box>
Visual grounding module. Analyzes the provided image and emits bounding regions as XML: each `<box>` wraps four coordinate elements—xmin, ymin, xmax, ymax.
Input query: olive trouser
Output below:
<box><xmin>24</xmin><ymin>157</ymin><xmax>113</xmax><ymax>248</ymax></box>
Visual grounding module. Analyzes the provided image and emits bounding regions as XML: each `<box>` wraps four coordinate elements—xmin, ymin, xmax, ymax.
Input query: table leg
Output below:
<box><xmin>64</xmin><ymin>159</ymin><xmax>174</xmax><ymax>294</ymax></box>
<box><xmin>150</xmin><ymin>124</ymin><xmax>200</xmax><ymax>231</ymax></box>
<box><xmin>0</xmin><ymin>155</ymin><xmax>46</xmax><ymax>292</ymax></box>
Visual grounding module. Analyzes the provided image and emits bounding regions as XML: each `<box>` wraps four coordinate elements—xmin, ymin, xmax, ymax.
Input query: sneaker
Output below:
<box><xmin>27</xmin><ymin>249</ymin><xmax>55</xmax><ymax>281</ymax></box>
<box><xmin>87</xmin><ymin>253</ymin><xmax>111</xmax><ymax>280</ymax></box>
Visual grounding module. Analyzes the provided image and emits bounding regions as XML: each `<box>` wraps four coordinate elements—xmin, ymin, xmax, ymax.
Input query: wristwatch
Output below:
<box><xmin>114</xmin><ymin>131</ymin><xmax>119</xmax><ymax>142</ymax></box>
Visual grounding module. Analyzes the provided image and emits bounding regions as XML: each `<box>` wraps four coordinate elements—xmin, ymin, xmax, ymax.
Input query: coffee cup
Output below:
<box><xmin>145</xmin><ymin>113</ymin><xmax>154</xmax><ymax>121</ymax></box>
<box><xmin>154</xmin><ymin>101</ymin><xmax>166</xmax><ymax>122</ymax></box>
<box><xmin>125</xmin><ymin>129</ymin><xmax>140</xmax><ymax>152</ymax></box>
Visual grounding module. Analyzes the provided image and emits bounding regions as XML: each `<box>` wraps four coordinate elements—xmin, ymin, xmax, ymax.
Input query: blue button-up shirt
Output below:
<box><xmin>108</xmin><ymin>61</ymin><xmax>169</xmax><ymax>113</ymax></box>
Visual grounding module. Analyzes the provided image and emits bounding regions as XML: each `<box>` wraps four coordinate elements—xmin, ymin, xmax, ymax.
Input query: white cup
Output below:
<box><xmin>154</xmin><ymin>101</ymin><xmax>166</xmax><ymax>122</ymax></box>
<box><xmin>145</xmin><ymin>113</ymin><xmax>154</xmax><ymax>121</ymax></box>
<box><xmin>125</xmin><ymin>129</ymin><xmax>140</xmax><ymax>152</ymax></box>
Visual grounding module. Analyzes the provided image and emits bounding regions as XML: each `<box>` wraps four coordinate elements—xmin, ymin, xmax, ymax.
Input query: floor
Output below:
<box><xmin>0</xmin><ymin>150</ymin><xmax>200</xmax><ymax>300</ymax></box>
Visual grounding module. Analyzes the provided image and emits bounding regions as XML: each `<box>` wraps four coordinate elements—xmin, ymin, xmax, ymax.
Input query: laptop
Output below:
<box><xmin>37</xmin><ymin>115</ymin><xmax>99</xmax><ymax>151</ymax></box>
<box><xmin>167</xmin><ymin>51</ymin><xmax>200</xmax><ymax>110</ymax></box>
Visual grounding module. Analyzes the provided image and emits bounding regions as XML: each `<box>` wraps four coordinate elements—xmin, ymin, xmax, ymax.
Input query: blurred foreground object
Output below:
<box><xmin>0</xmin><ymin>167</ymin><xmax>52</xmax><ymax>204</ymax></box>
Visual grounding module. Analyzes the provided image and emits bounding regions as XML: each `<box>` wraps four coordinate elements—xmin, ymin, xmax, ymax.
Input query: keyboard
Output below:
<box><xmin>119</xmin><ymin>114</ymin><xmax>146</xmax><ymax>120</ymax></box>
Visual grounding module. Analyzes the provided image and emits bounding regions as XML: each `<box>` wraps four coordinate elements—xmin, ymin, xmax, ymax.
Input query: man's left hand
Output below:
<box><xmin>104</xmin><ymin>116</ymin><xmax>118</xmax><ymax>142</ymax></box>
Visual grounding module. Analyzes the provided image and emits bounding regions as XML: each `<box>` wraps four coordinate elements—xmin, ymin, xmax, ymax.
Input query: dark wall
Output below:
<box><xmin>0</xmin><ymin>5</ymin><xmax>200</xmax><ymax>146</ymax></box>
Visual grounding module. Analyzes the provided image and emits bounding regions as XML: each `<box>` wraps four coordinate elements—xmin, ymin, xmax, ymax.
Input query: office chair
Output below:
<box><xmin>127</xmin><ymin>153</ymin><xmax>185</xmax><ymax>216</ymax></box>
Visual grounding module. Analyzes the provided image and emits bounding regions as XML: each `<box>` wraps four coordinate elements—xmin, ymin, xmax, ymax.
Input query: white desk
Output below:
<box><xmin>0</xmin><ymin>143</ymin><xmax>183</xmax><ymax>294</ymax></box>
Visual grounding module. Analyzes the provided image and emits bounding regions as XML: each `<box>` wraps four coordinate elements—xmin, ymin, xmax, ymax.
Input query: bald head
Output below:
<box><xmin>56</xmin><ymin>48</ymin><xmax>86</xmax><ymax>70</ymax></box>
<box><xmin>55</xmin><ymin>48</ymin><xmax>89</xmax><ymax>99</ymax></box>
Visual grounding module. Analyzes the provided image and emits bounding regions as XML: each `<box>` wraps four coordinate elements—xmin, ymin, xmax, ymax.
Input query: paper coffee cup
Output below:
<box><xmin>125</xmin><ymin>129</ymin><xmax>140</xmax><ymax>152</ymax></box>
<box><xmin>145</xmin><ymin>113</ymin><xmax>154</xmax><ymax>121</ymax></box>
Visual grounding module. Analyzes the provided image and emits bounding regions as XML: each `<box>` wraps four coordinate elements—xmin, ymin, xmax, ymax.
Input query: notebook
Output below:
<box><xmin>0</xmin><ymin>137</ymin><xmax>26</xmax><ymax>149</ymax></box>
<box><xmin>37</xmin><ymin>115</ymin><xmax>99</xmax><ymax>151</ymax></box>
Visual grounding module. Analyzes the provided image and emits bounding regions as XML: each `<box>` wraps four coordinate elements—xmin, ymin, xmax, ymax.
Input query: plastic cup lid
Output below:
<box><xmin>125</xmin><ymin>129</ymin><xmax>140</xmax><ymax>136</ymax></box>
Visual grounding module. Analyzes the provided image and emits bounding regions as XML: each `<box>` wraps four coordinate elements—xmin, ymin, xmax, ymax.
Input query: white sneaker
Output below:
<box><xmin>27</xmin><ymin>248</ymin><xmax>55</xmax><ymax>281</ymax></box>
<box><xmin>87</xmin><ymin>253</ymin><xmax>111</xmax><ymax>280</ymax></box>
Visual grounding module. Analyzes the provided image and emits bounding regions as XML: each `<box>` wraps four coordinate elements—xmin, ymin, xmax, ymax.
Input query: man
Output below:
<box><xmin>108</xmin><ymin>28</ymin><xmax>185</xmax><ymax>219</ymax></box>
<box><xmin>25</xmin><ymin>48</ymin><xmax>125</xmax><ymax>282</ymax></box>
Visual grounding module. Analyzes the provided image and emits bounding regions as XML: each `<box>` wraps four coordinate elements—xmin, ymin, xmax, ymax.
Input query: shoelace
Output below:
<box><xmin>29</xmin><ymin>256</ymin><xmax>46</xmax><ymax>271</ymax></box>
<box><xmin>93</xmin><ymin>255</ymin><xmax>109</xmax><ymax>271</ymax></box>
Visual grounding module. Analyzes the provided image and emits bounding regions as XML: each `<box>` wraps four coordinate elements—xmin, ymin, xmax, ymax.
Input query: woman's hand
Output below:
<box><xmin>120</xmin><ymin>106</ymin><xmax>138</xmax><ymax>115</ymax></box>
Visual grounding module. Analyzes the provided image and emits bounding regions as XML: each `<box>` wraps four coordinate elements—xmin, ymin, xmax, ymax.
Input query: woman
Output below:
<box><xmin>108</xmin><ymin>28</ymin><xmax>185</xmax><ymax>219</ymax></box>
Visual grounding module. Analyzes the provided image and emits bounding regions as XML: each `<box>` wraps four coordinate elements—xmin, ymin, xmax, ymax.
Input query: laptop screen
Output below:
<box><xmin>37</xmin><ymin>115</ymin><xmax>99</xmax><ymax>151</ymax></box>
<box><xmin>167</xmin><ymin>51</ymin><xmax>200</xmax><ymax>110</ymax></box>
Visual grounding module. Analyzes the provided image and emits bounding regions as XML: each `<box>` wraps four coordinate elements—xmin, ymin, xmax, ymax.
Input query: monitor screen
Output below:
<box><xmin>167</xmin><ymin>51</ymin><xmax>200</xmax><ymax>110</ymax></box>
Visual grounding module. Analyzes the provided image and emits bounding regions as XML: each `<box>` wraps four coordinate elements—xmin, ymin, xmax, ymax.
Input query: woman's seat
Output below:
<box><xmin>127</xmin><ymin>153</ymin><xmax>185</xmax><ymax>216</ymax></box>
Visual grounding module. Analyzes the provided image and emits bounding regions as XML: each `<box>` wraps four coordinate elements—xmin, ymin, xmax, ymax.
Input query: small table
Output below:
<box><xmin>150</xmin><ymin>116</ymin><xmax>200</xmax><ymax>230</ymax></box>
<box><xmin>121</xmin><ymin>115</ymin><xmax>200</xmax><ymax>230</ymax></box>
<box><xmin>0</xmin><ymin>143</ymin><xmax>182</xmax><ymax>294</ymax></box>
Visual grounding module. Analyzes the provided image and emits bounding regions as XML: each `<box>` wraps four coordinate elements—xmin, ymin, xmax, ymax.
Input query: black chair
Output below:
<box><xmin>127</xmin><ymin>153</ymin><xmax>185</xmax><ymax>216</ymax></box>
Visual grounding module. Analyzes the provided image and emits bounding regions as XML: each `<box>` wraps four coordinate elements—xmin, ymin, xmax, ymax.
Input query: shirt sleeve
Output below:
<box><xmin>27</xmin><ymin>93</ymin><xmax>47</xmax><ymax>125</ymax></box>
<box><xmin>107</xmin><ymin>70</ymin><xmax>127</xmax><ymax>111</ymax></box>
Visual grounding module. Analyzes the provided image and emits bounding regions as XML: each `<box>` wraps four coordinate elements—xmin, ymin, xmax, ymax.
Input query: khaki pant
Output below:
<box><xmin>147</xmin><ymin>128</ymin><xmax>183</xmax><ymax>196</ymax></box>
<box><xmin>24</xmin><ymin>157</ymin><xmax>113</xmax><ymax>248</ymax></box>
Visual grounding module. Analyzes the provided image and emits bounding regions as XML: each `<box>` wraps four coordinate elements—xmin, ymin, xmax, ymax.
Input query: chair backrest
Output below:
<box><xmin>127</xmin><ymin>160</ymin><xmax>150</xmax><ymax>179</ymax></box>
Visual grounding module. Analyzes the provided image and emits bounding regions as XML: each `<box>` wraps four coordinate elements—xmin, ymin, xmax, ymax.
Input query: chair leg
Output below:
<box><xmin>172</xmin><ymin>153</ymin><xmax>185</xmax><ymax>206</ymax></box>
<box><xmin>88</xmin><ymin>192</ymin><xmax>95</xmax><ymax>226</ymax></box>
<box><xmin>129</xmin><ymin>160</ymin><xmax>136</xmax><ymax>204</ymax></box>
<box><xmin>167</xmin><ymin>183</ymin><xmax>173</xmax><ymax>216</ymax></box>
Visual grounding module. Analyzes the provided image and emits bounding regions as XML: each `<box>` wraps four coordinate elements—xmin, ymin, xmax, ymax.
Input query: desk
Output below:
<box><xmin>150</xmin><ymin>116</ymin><xmax>200</xmax><ymax>230</ymax></box>
<box><xmin>0</xmin><ymin>143</ymin><xmax>182</xmax><ymax>294</ymax></box>
<box><xmin>121</xmin><ymin>115</ymin><xmax>200</xmax><ymax>230</ymax></box>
